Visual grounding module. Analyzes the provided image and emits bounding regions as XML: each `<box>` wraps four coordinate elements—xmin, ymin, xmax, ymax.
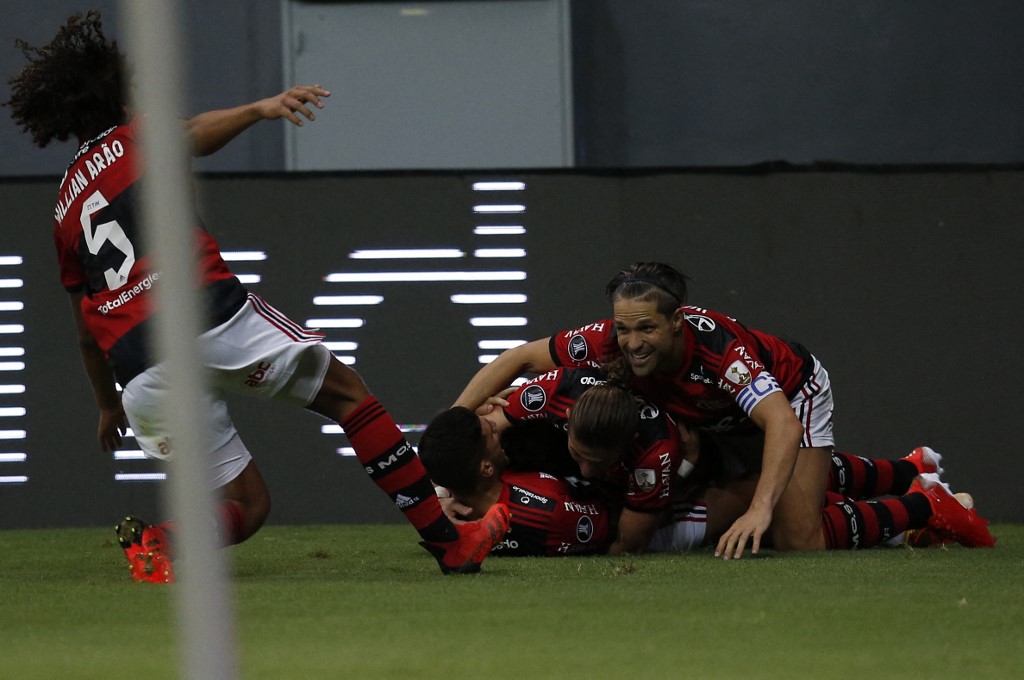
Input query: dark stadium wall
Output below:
<box><xmin>569</xmin><ymin>0</ymin><xmax>1024</xmax><ymax>166</ymax></box>
<box><xmin>1</xmin><ymin>170</ymin><xmax>1020</xmax><ymax>528</ymax></box>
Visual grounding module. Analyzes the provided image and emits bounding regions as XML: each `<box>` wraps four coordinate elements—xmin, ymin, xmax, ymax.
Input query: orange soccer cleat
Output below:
<box><xmin>420</xmin><ymin>503</ymin><xmax>511</xmax><ymax>574</ymax></box>
<box><xmin>906</xmin><ymin>474</ymin><xmax>995</xmax><ymax>548</ymax></box>
<box><xmin>115</xmin><ymin>516</ymin><xmax>175</xmax><ymax>584</ymax></box>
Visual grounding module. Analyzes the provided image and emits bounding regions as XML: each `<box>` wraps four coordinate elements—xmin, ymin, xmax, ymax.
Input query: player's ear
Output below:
<box><xmin>480</xmin><ymin>459</ymin><xmax>495</xmax><ymax>478</ymax></box>
<box><xmin>669</xmin><ymin>307</ymin><xmax>685</xmax><ymax>333</ymax></box>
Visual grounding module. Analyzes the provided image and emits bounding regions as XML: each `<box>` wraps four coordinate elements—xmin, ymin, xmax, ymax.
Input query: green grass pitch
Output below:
<box><xmin>1</xmin><ymin>524</ymin><xmax>1022</xmax><ymax>679</ymax></box>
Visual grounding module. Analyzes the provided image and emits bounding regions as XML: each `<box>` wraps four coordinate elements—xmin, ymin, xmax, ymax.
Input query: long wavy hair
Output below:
<box><xmin>4</xmin><ymin>11</ymin><xmax>129</xmax><ymax>147</ymax></box>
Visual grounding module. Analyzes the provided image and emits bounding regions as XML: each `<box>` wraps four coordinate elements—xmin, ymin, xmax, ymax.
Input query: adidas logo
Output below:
<box><xmin>395</xmin><ymin>494</ymin><xmax>418</xmax><ymax>509</ymax></box>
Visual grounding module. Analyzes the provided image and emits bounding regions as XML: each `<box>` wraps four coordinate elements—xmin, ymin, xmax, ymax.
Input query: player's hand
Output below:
<box><xmin>714</xmin><ymin>506</ymin><xmax>771</xmax><ymax>560</ymax></box>
<box><xmin>438</xmin><ymin>496</ymin><xmax>476</xmax><ymax>522</ymax></box>
<box><xmin>256</xmin><ymin>85</ymin><xmax>331</xmax><ymax>127</ymax></box>
<box><xmin>474</xmin><ymin>387</ymin><xmax>514</xmax><ymax>416</ymax></box>
<box><xmin>97</xmin><ymin>404</ymin><xmax>127</xmax><ymax>452</ymax></box>
<box><xmin>676</xmin><ymin>421</ymin><xmax>700</xmax><ymax>463</ymax></box>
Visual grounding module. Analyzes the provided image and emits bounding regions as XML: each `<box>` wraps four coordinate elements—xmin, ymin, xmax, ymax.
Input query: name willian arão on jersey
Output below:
<box><xmin>54</xmin><ymin>128</ymin><xmax>126</xmax><ymax>222</ymax></box>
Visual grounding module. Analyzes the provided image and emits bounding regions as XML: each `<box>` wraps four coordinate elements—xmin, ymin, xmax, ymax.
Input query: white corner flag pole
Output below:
<box><xmin>120</xmin><ymin>3</ymin><xmax>237</xmax><ymax>679</ymax></box>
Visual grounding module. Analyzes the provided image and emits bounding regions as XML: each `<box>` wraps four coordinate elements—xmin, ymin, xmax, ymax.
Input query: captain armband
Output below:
<box><xmin>736</xmin><ymin>373</ymin><xmax>782</xmax><ymax>416</ymax></box>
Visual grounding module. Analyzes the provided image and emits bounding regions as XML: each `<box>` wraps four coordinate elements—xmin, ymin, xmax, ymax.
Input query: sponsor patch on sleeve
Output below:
<box><xmin>724</xmin><ymin>360</ymin><xmax>752</xmax><ymax>387</ymax></box>
<box><xmin>520</xmin><ymin>384</ymin><xmax>548</xmax><ymax>412</ymax></box>
<box><xmin>568</xmin><ymin>334</ymin><xmax>589</xmax><ymax>362</ymax></box>
<box><xmin>633</xmin><ymin>468</ymin><xmax>656</xmax><ymax>492</ymax></box>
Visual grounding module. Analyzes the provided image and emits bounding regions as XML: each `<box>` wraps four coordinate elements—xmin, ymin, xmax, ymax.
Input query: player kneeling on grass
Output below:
<box><xmin>454</xmin><ymin>261</ymin><xmax>995</xmax><ymax>557</ymax></box>
<box><xmin>5</xmin><ymin>11</ymin><xmax>509</xmax><ymax>582</ymax></box>
<box><xmin>422</xmin><ymin>376</ymin><xmax>994</xmax><ymax>557</ymax></box>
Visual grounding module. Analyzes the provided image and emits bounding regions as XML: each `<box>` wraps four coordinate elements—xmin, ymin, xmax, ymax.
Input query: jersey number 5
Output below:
<box><xmin>80</xmin><ymin>190</ymin><xmax>136</xmax><ymax>292</ymax></box>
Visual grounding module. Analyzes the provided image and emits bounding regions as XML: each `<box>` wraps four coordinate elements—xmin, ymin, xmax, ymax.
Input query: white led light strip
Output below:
<box><xmin>466</xmin><ymin>180</ymin><xmax>530</xmax><ymax>364</ymax></box>
<box><xmin>114</xmin><ymin>472</ymin><xmax>167</xmax><ymax>482</ymax></box>
<box><xmin>474</xmin><ymin>225</ymin><xmax>525</xmax><ymax>235</ymax></box>
<box><xmin>473</xmin><ymin>181</ymin><xmax>525</xmax><ymax>191</ymax></box>
<box><xmin>451</xmin><ymin>294</ymin><xmax>527</xmax><ymax>304</ymax></box>
<box><xmin>473</xmin><ymin>204</ymin><xmax>525</xmax><ymax>213</ymax></box>
<box><xmin>314</xmin><ymin>296</ymin><xmax>383</xmax><ymax>306</ymax></box>
<box><xmin>0</xmin><ymin>257</ymin><xmax>27</xmax><ymax>475</ymax></box>
<box><xmin>222</xmin><ymin>250</ymin><xmax>265</xmax><ymax>286</ymax></box>
<box><xmin>350</xmin><ymin>249</ymin><xmax>464</xmax><ymax>259</ymax></box>
<box><xmin>307</xmin><ymin>177</ymin><xmax>532</xmax><ymax>451</ymax></box>
<box><xmin>325</xmin><ymin>271</ymin><xmax>525</xmax><ymax>283</ymax></box>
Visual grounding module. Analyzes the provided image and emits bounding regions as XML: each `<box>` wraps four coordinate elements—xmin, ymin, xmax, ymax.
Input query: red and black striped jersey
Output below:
<box><xmin>548</xmin><ymin>307</ymin><xmax>813</xmax><ymax>433</ymax></box>
<box><xmin>492</xmin><ymin>471</ymin><xmax>611</xmax><ymax>556</ymax></box>
<box><xmin>501</xmin><ymin>367</ymin><xmax>683</xmax><ymax>514</ymax></box>
<box><xmin>53</xmin><ymin>117</ymin><xmax>246</xmax><ymax>384</ymax></box>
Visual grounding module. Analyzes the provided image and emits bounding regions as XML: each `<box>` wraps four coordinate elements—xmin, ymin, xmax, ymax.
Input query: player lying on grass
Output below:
<box><xmin>419</xmin><ymin>404</ymin><xmax>749</xmax><ymax>556</ymax></box>
<box><xmin>454</xmin><ymin>260</ymin><xmax>994</xmax><ymax>557</ymax></box>
<box><xmin>5</xmin><ymin>11</ymin><xmax>509</xmax><ymax>582</ymax></box>
<box><xmin>426</xmin><ymin>368</ymin><xmax>993</xmax><ymax>555</ymax></box>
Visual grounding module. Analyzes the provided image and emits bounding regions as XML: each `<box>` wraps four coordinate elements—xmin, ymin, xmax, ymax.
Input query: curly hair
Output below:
<box><xmin>4</xmin><ymin>11</ymin><xmax>129</xmax><ymax>148</ymax></box>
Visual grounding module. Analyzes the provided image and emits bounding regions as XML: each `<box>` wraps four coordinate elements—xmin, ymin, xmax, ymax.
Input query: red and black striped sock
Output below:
<box><xmin>829</xmin><ymin>451</ymin><xmax>919</xmax><ymax>499</ymax></box>
<box><xmin>341</xmin><ymin>396</ymin><xmax>458</xmax><ymax>543</ymax></box>
<box><xmin>821</xmin><ymin>492</ymin><xmax>931</xmax><ymax>549</ymax></box>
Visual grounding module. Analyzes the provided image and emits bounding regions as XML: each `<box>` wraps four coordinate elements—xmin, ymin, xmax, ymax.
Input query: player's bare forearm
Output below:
<box><xmin>74</xmin><ymin>321</ymin><xmax>126</xmax><ymax>451</ymax></box>
<box><xmin>454</xmin><ymin>338</ymin><xmax>555</xmax><ymax>409</ymax></box>
<box><xmin>608</xmin><ymin>508</ymin><xmax>661</xmax><ymax>555</ymax></box>
<box><xmin>78</xmin><ymin>337</ymin><xmax>120</xmax><ymax>410</ymax></box>
<box><xmin>715</xmin><ymin>392</ymin><xmax>802</xmax><ymax>558</ymax></box>
<box><xmin>186</xmin><ymin>85</ymin><xmax>330</xmax><ymax>157</ymax></box>
<box><xmin>748</xmin><ymin>397</ymin><xmax>804</xmax><ymax>516</ymax></box>
<box><xmin>68</xmin><ymin>293</ymin><xmax>119</xmax><ymax>410</ymax></box>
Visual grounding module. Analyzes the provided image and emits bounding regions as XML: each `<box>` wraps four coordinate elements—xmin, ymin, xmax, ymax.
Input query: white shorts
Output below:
<box><xmin>647</xmin><ymin>501</ymin><xmax>709</xmax><ymax>552</ymax></box>
<box><xmin>790</xmin><ymin>355</ymin><xmax>835</xmax><ymax>449</ymax></box>
<box><xmin>121</xmin><ymin>293</ymin><xmax>332</xmax><ymax>488</ymax></box>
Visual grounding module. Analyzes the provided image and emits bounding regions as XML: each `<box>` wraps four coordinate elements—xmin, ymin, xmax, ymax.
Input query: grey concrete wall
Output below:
<box><xmin>1</xmin><ymin>169</ymin><xmax>1019</xmax><ymax>528</ymax></box>
<box><xmin>5</xmin><ymin>2</ymin><xmax>1024</xmax><ymax>175</ymax></box>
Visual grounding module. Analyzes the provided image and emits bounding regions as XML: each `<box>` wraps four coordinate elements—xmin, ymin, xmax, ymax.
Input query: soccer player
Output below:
<box><xmin>419</xmin><ymin>397</ymin><xmax>973</xmax><ymax>556</ymax></box>
<box><xmin>454</xmin><ymin>261</ymin><xmax>994</xmax><ymax>557</ymax></box>
<box><xmin>418</xmin><ymin>405</ymin><xmax>738</xmax><ymax>556</ymax></box>
<box><xmin>450</xmin><ymin>366</ymin><xmax>693</xmax><ymax>553</ymax></box>
<box><xmin>5</xmin><ymin>11</ymin><xmax>509</xmax><ymax>581</ymax></box>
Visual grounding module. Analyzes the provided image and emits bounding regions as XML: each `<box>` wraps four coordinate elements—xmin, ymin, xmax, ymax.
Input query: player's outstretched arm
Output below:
<box><xmin>453</xmin><ymin>338</ymin><xmax>556</xmax><ymax>410</ymax></box>
<box><xmin>185</xmin><ymin>84</ymin><xmax>331</xmax><ymax>157</ymax></box>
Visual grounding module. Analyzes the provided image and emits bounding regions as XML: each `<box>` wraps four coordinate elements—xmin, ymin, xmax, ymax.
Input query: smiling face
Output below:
<box><xmin>612</xmin><ymin>296</ymin><xmax>686</xmax><ymax>377</ymax></box>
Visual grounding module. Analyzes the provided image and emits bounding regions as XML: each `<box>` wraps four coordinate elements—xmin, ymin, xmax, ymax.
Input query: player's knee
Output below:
<box><xmin>324</xmin><ymin>359</ymin><xmax>370</xmax><ymax>400</ymax></box>
<box><xmin>309</xmin><ymin>358</ymin><xmax>371</xmax><ymax>420</ymax></box>
<box><xmin>771</xmin><ymin>521</ymin><xmax>824</xmax><ymax>552</ymax></box>
<box><xmin>246</xmin><ymin>493</ymin><xmax>271</xmax><ymax>535</ymax></box>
